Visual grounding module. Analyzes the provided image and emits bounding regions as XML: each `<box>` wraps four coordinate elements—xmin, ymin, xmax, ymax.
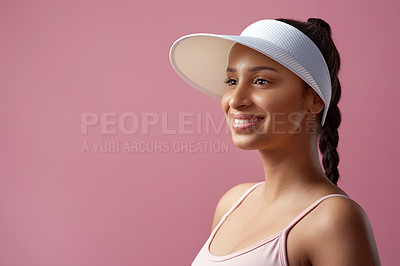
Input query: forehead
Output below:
<box><xmin>228</xmin><ymin>43</ymin><xmax>282</xmax><ymax>69</ymax></box>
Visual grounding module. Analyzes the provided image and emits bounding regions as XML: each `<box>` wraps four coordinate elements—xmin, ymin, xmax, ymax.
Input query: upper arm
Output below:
<box><xmin>210</xmin><ymin>182</ymin><xmax>257</xmax><ymax>233</ymax></box>
<box><xmin>306</xmin><ymin>198</ymin><xmax>381</xmax><ymax>266</ymax></box>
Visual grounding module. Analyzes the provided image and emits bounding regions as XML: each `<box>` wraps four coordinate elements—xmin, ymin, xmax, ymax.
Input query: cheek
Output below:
<box><xmin>253</xmin><ymin>93</ymin><xmax>288</xmax><ymax>114</ymax></box>
<box><xmin>271</xmin><ymin>92</ymin><xmax>306</xmax><ymax>132</ymax></box>
<box><xmin>261</xmin><ymin>90</ymin><xmax>304</xmax><ymax>114</ymax></box>
<box><xmin>255</xmin><ymin>92</ymin><xmax>305</xmax><ymax>131</ymax></box>
<box><xmin>221</xmin><ymin>94</ymin><xmax>230</xmax><ymax>113</ymax></box>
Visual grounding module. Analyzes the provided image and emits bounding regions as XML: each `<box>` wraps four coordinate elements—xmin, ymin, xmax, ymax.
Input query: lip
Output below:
<box><xmin>230</xmin><ymin>113</ymin><xmax>265</xmax><ymax>119</ymax></box>
<box><xmin>230</xmin><ymin>113</ymin><xmax>265</xmax><ymax>130</ymax></box>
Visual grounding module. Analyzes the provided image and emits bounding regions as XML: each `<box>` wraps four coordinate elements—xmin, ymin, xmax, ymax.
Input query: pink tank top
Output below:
<box><xmin>191</xmin><ymin>181</ymin><xmax>351</xmax><ymax>266</ymax></box>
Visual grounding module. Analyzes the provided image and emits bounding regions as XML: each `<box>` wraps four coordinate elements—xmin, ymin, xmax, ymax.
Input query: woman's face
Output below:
<box><xmin>221</xmin><ymin>43</ymin><xmax>320</xmax><ymax>151</ymax></box>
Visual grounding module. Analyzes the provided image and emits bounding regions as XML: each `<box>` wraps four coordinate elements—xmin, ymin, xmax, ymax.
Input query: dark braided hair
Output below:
<box><xmin>275</xmin><ymin>17</ymin><xmax>342</xmax><ymax>185</ymax></box>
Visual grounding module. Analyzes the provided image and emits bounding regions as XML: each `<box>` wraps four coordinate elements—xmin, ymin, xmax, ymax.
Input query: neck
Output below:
<box><xmin>257</xmin><ymin>132</ymin><xmax>328</xmax><ymax>202</ymax></box>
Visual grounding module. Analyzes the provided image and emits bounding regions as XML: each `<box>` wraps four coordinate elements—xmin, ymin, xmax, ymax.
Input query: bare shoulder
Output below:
<box><xmin>303</xmin><ymin>196</ymin><xmax>381</xmax><ymax>265</ymax></box>
<box><xmin>210</xmin><ymin>182</ymin><xmax>259</xmax><ymax>232</ymax></box>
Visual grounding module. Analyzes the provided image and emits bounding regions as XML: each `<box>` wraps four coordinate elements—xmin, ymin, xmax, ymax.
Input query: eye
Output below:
<box><xmin>224</xmin><ymin>78</ymin><xmax>238</xmax><ymax>86</ymax></box>
<box><xmin>254</xmin><ymin>78</ymin><xmax>270</xmax><ymax>85</ymax></box>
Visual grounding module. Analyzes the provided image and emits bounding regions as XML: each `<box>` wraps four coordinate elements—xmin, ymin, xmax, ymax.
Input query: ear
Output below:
<box><xmin>305</xmin><ymin>86</ymin><xmax>324</xmax><ymax>115</ymax></box>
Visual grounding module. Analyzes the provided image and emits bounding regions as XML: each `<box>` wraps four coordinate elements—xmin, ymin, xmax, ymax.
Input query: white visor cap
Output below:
<box><xmin>169</xmin><ymin>19</ymin><xmax>332</xmax><ymax>126</ymax></box>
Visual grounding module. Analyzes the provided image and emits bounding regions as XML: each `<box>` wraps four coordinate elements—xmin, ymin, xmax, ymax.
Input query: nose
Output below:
<box><xmin>228</xmin><ymin>80</ymin><xmax>252</xmax><ymax>110</ymax></box>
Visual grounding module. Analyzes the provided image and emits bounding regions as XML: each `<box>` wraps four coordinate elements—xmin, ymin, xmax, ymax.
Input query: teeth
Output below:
<box><xmin>234</xmin><ymin>118</ymin><xmax>262</xmax><ymax>124</ymax></box>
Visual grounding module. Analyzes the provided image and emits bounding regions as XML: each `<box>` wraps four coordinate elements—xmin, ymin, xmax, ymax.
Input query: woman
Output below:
<box><xmin>169</xmin><ymin>18</ymin><xmax>380</xmax><ymax>265</ymax></box>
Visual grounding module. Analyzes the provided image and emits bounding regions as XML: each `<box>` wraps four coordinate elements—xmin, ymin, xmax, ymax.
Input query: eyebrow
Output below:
<box><xmin>226</xmin><ymin>66</ymin><xmax>279</xmax><ymax>73</ymax></box>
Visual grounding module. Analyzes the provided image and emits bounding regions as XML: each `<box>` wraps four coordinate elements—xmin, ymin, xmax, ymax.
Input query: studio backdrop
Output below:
<box><xmin>0</xmin><ymin>0</ymin><xmax>398</xmax><ymax>265</ymax></box>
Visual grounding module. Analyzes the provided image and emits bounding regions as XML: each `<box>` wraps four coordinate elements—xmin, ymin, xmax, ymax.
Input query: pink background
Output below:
<box><xmin>1</xmin><ymin>0</ymin><xmax>398</xmax><ymax>265</ymax></box>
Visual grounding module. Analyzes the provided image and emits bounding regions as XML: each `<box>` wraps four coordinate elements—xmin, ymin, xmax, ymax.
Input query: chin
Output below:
<box><xmin>231</xmin><ymin>136</ymin><xmax>266</xmax><ymax>151</ymax></box>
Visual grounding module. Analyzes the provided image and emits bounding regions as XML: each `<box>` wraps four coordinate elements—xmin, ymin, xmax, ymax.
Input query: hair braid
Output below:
<box><xmin>319</xmin><ymin>75</ymin><xmax>342</xmax><ymax>185</ymax></box>
<box><xmin>276</xmin><ymin>17</ymin><xmax>342</xmax><ymax>185</ymax></box>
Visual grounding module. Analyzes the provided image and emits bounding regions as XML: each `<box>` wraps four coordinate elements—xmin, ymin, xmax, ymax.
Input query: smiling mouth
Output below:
<box><xmin>231</xmin><ymin>117</ymin><xmax>264</xmax><ymax>130</ymax></box>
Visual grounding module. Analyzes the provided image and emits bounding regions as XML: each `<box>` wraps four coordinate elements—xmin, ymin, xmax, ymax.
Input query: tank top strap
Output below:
<box><xmin>211</xmin><ymin>181</ymin><xmax>265</xmax><ymax>235</ymax></box>
<box><xmin>221</xmin><ymin>181</ymin><xmax>265</xmax><ymax>219</ymax></box>
<box><xmin>282</xmin><ymin>193</ymin><xmax>351</xmax><ymax>233</ymax></box>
